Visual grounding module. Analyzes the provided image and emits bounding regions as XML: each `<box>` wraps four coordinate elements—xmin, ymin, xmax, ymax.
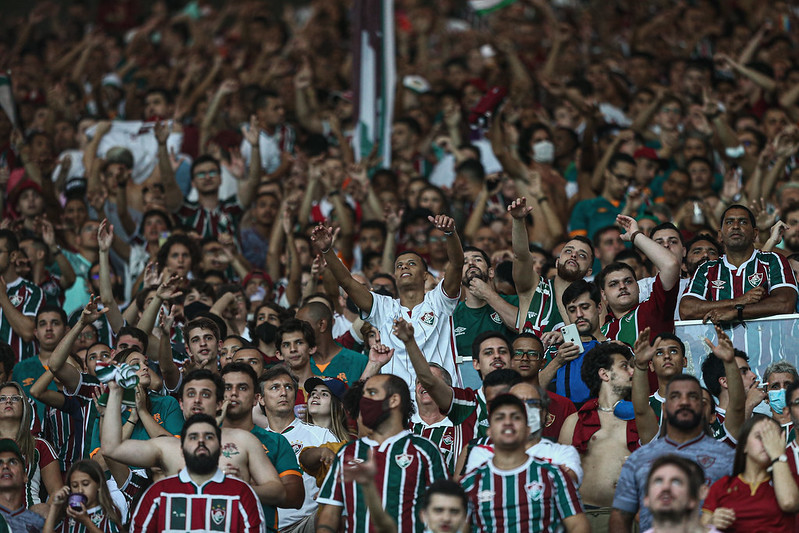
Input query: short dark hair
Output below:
<box><xmin>786</xmin><ymin>380</ymin><xmax>799</xmax><ymax>405</ymax></box>
<box><xmin>116</xmin><ymin>326</ymin><xmax>149</xmax><ymax>352</ymax></box>
<box><xmin>0</xmin><ymin>343</ymin><xmax>15</xmax><ymax>378</ymax></box>
<box><xmin>394</xmin><ymin>116</ymin><xmax>421</xmax><ymax>137</ymax></box>
<box><xmin>582</xmin><ymin>343</ymin><xmax>633</xmax><ymax>398</ymax></box>
<box><xmin>275</xmin><ymin>318</ymin><xmax>316</xmax><ymax>350</ymax></box>
<box><xmin>592</xmin><ymin>225</ymin><xmax>621</xmax><ymax>248</ymax></box>
<box><xmin>462</xmin><ymin>246</ymin><xmax>490</xmax><ymax>264</ymax></box>
<box><xmin>595</xmin><ymin>262</ymin><xmax>637</xmax><ymax>290</ymax></box>
<box><xmin>608</xmin><ymin>152</ymin><xmax>636</xmax><ymax>173</ymax></box>
<box><xmin>472</xmin><ymin>331</ymin><xmax>510</xmax><ymax>363</ymax></box>
<box><xmin>483</xmin><ymin>368</ymin><xmax>522</xmax><ymax>389</ymax></box>
<box><xmin>0</xmin><ymin>230</ymin><xmax>19</xmax><ymax>253</ymax></box>
<box><xmin>258</xmin><ymin>365</ymin><xmax>298</xmax><ymax>395</ymax></box>
<box><xmin>382</xmin><ymin>374</ymin><xmax>415</xmax><ymax>428</ymax></box>
<box><xmin>360</xmin><ymin>220</ymin><xmax>387</xmax><ymax>240</ymax></box>
<box><xmin>562</xmin><ymin>279</ymin><xmax>601</xmax><ymax>307</ymax></box>
<box><xmin>665</xmin><ymin>374</ymin><xmax>702</xmax><ymax>398</ymax></box>
<box><xmin>488</xmin><ymin>393</ymin><xmax>526</xmax><ymax>421</ymax></box>
<box><xmin>512</xmin><ymin>332</ymin><xmax>544</xmax><ymax>350</ymax></box>
<box><xmin>720</xmin><ymin>204</ymin><xmax>756</xmax><ymax>228</ymax></box>
<box><xmin>156</xmin><ymin>234</ymin><xmax>199</xmax><ymax>274</ymax></box>
<box><xmin>455</xmin><ymin>159</ymin><xmax>486</xmax><ymax>183</ymax></box>
<box><xmin>650</xmin><ymin>223</ymin><xmax>684</xmax><ymax>246</ymax></box>
<box><xmin>183</xmin><ymin>317</ymin><xmax>221</xmax><ymax>345</ymax></box>
<box><xmin>395</xmin><ymin>250</ymin><xmax>428</xmax><ymax>272</ymax></box>
<box><xmin>645</xmin><ymin>454</ymin><xmax>704</xmax><ymax>499</ymax></box>
<box><xmin>613</xmin><ymin>248</ymin><xmax>643</xmax><ymax>265</ymax></box>
<box><xmin>701</xmin><ymin>351</ymin><xmax>729</xmax><ymax>394</ymax></box>
<box><xmin>653</xmin><ymin>332</ymin><xmax>685</xmax><ymax>359</ymax></box>
<box><xmin>190</xmin><ymin>154</ymin><xmax>221</xmax><ymax>179</ymax></box>
<box><xmin>685</xmin><ymin>233</ymin><xmax>721</xmax><ymax>255</ymax></box>
<box><xmin>180</xmin><ymin>413</ymin><xmax>221</xmax><ymax>444</ymax></box>
<box><xmin>144</xmin><ymin>86</ymin><xmax>173</xmax><ymax>105</ymax></box>
<box><xmin>220</xmin><ymin>361</ymin><xmax>258</xmax><ymax>389</ymax></box>
<box><xmin>35</xmin><ymin>305</ymin><xmax>67</xmax><ymax>325</ymax></box>
<box><xmin>420</xmin><ymin>479</ymin><xmax>467</xmax><ymax>512</ymax></box>
<box><xmin>566</xmin><ymin>235</ymin><xmax>596</xmax><ymax>260</ymax></box>
<box><xmin>181</xmin><ymin>369</ymin><xmax>225</xmax><ymax>402</ymax></box>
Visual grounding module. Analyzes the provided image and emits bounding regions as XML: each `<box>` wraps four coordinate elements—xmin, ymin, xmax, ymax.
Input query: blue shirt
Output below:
<box><xmin>612</xmin><ymin>433</ymin><xmax>734</xmax><ymax>531</ymax></box>
<box><xmin>546</xmin><ymin>339</ymin><xmax>601</xmax><ymax>406</ymax></box>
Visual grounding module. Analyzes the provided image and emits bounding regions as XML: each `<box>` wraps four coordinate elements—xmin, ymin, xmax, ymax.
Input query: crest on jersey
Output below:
<box><xmin>421</xmin><ymin>312</ymin><xmax>435</xmax><ymax>326</ymax></box>
<box><xmin>546</xmin><ymin>413</ymin><xmax>556</xmax><ymax>428</ymax></box>
<box><xmin>525</xmin><ymin>481</ymin><xmax>545</xmax><ymax>501</ymax></box>
<box><xmin>490</xmin><ymin>312</ymin><xmax>502</xmax><ymax>324</ymax></box>
<box><xmin>442</xmin><ymin>433</ymin><xmax>454</xmax><ymax>446</ymax></box>
<box><xmin>91</xmin><ymin>513</ymin><xmax>103</xmax><ymax>527</ymax></box>
<box><xmin>8</xmin><ymin>295</ymin><xmax>21</xmax><ymax>307</ymax></box>
<box><xmin>395</xmin><ymin>453</ymin><xmax>414</xmax><ymax>469</ymax></box>
<box><xmin>292</xmin><ymin>443</ymin><xmax>303</xmax><ymax>455</ymax></box>
<box><xmin>696</xmin><ymin>455</ymin><xmax>716</xmax><ymax>469</ymax></box>
<box><xmin>710</xmin><ymin>280</ymin><xmax>725</xmax><ymax>289</ymax></box>
<box><xmin>476</xmin><ymin>490</ymin><xmax>495</xmax><ymax>503</ymax></box>
<box><xmin>747</xmin><ymin>273</ymin><xmax>763</xmax><ymax>287</ymax></box>
<box><xmin>211</xmin><ymin>505</ymin><xmax>226</xmax><ymax>525</ymax></box>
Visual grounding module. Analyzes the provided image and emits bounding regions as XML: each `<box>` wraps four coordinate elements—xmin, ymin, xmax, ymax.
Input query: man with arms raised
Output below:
<box><xmin>101</xmin><ymin>370</ymin><xmax>293</xmax><ymax>522</ymax></box>
<box><xmin>610</xmin><ymin>375</ymin><xmax>735</xmax><ymax>533</ymax></box>
<box><xmin>310</xmin><ymin>214</ymin><xmax>464</xmax><ymax>391</ymax></box>
<box><xmin>461</xmin><ymin>394</ymin><xmax>589</xmax><ymax>533</ymax></box>
<box><xmin>316</xmin><ymin>373</ymin><xmax>448</xmax><ymax>533</ymax></box>
<box><xmin>130</xmin><ymin>414</ymin><xmax>265</xmax><ymax>532</ymax></box>
<box><xmin>509</xmin><ymin>197</ymin><xmax>594</xmax><ymax>334</ymax></box>
<box><xmin>681</xmin><ymin>204</ymin><xmax>797</xmax><ymax>322</ymax></box>
<box><xmin>559</xmin><ymin>343</ymin><xmax>639</xmax><ymax>532</ymax></box>
<box><xmin>598</xmin><ymin>214</ymin><xmax>682</xmax><ymax>347</ymax></box>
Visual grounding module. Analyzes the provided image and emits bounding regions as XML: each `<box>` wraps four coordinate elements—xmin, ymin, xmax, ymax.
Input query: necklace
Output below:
<box><xmin>597</xmin><ymin>403</ymin><xmax>615</xmax><ymax>412</ymax></box>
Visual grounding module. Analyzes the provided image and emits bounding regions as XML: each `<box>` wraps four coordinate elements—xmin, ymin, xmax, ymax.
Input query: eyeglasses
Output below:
<box><xmin>195</xmin><ymin>170</ymin><xmax>219</xmax><ymax>180</ymax></box>
<box><xmin>513</xmin><ymin>350</ymin><xmax>541</xmax><ymax>361</ymax></box>
<box><xmin>428</xmin><ymin>237</ymin><xmax>446</xmax><ymax>243</ymax></box>
<box><xmin>0</xmin><ymin>395</ymin><xmax>23</xmax><ymax>404</ymax></box>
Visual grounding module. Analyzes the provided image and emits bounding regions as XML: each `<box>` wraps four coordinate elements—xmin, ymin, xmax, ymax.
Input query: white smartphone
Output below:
<box><xmin>560</xmin><ymin>324</ymin><xmax>584</xmax><ymax>353</ymax></box>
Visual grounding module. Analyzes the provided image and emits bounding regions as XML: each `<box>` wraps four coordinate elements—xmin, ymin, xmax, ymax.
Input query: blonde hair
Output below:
<box><xmin>306</xmin><ymin>390</ymin><xmax>351</xmax><ymax>441</ymax></box>
<box><xmin>0</xmin><ymin>382</ymin><xmax>35</xmax><ymax>474</ymax></box>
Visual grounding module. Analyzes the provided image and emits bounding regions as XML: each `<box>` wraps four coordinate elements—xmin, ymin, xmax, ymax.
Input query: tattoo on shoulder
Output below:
<box><xmin>221</xmin><ymin>443</ymin><xmax>241</xmax><ymax>458</ymax></box>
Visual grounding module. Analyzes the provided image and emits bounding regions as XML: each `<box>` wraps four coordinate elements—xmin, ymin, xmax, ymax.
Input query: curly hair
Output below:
<box><xmin>581</xmin><ymin>342</ymin><xmax>633</xmax><ymax>398</ymax></box>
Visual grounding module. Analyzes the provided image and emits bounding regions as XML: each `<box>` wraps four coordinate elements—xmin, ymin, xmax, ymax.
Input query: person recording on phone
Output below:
<box><xmin>538</xmin><ymin>280</ymin><xmax>607</xmax><ymax>408</ymax></box>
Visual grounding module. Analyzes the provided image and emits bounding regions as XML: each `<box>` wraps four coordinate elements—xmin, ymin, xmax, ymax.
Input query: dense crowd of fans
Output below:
<box><xmin>1</xmin><ymin>0</ymin><xmax>799</xmax><ymax>531</ymax></box>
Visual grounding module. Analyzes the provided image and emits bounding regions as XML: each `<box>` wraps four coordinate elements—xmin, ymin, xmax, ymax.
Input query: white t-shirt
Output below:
<box><xmin>240</xmin><ymin>129</ymin><xmax>282</xmax><ymax>174</ymax></box>
<box><xmin>364</xmin><ymin>280</ymin><xmax>463</xmax><ymax>391</ymax></box>
<box><xmin>465</xmin><ymin>438</ymin><xmax>584</xmax><ymax>486</ymax></box>
<box><xmin>267</xmin><ymin>418</ymin><xmax>338</xmax><ymax>529</ymax></box>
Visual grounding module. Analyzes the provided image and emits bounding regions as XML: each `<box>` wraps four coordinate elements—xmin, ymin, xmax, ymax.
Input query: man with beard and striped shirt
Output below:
<box><xmin>316</xmin><ymin>373</ymin><xmax>448</xmax><ymax>533</ymax></box>
<box><xmin>597</xmin><ymin>215</ymin><xmax>682</xmax><ymax>348</ymax></box>
<box><xmin>0</xmin><ymin>229</ymin><xmax>43</xmax><ymax>364</ymax></box>
<box><xmin>681</xmin><ymin>204</ymin><xmax>797</xmax><ymax>322</ymax></box>
<box><xmin>509</xmin><ymin>197</ymin><xmax>595</xmax><ymax>335</ymax></box>
<box><xmin>461</xmin><ymin>394</ymin><xmax>589</xmax><ymax>532</ymax></box>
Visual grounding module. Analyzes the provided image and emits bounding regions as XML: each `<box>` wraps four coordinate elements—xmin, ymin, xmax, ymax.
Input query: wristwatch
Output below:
<box><xmin>771</xmin><ymin>454</ymin><xmax>788</xmax><ymax>465</ymax></box>
<box><xmin>735</xmin><ymin>304</ymin><xmax>744</xmax><ymax>321</ymax></box>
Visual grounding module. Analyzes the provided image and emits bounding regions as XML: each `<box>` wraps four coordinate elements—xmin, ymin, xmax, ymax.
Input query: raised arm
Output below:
<box><xmin>508</xmin><ymin>197</ymin><xmax>539</xmax><ymax>296</ymax></box>
<box><xmin>49</xmin><ymin>296</ymin><xmax>107</xmax><ymax>393</ymax></box>
<box><xmin>631</xmin><ymin>328</ymin><xmax>660</xmax><ymax>444</ymax></box>
<box><xmin>393</xmin><ymin>319</ymin><xmax>454</xmax><ymax>412</ymax></box>
<box><xmin>238</xmin><ymin>115</ymin><xmax>262</xmax><ymax>209</ymax></box>
<box><xmin>705</xmin><ymin>326</ymin><xmax>745</xmax><ymax>439</ymax></box>
<box><xmin>29</xmin><ymin>370</ymin><xmax>65</xmax><ymax>410</ymax></box>
<box><xmin>429</xmin><ymin>215</ymin><xmax>463</xmax><ymax>298</ymax></box>
<box><xmin>617</xmin><ymin>215</ymin><xmax>681</xmax><ymax>291</ymax></box>
<box><xmin>310</xmin><ymin>224</ymin><xmax>374</xmax><ymax>313</ymax></box>
<box><xmin>100</xmin><ymin>381</ymin><xmax>163</xmax><ymax>469</ymax></box>
<box><xmin>157</xmin><ymin>305</ymin><xmax>181</xmax><ymax>392</ymax></box>
<box><xmin>154</xmin><ymin>120</ymin><xmax>182</xmax><ymax>213</ymax></box>
<box><xmin>97</xmin><ymin>220</ymin><xmax>125</xmax><ymax>333</ymax></box>
<box><xmin>41</xmin><ymin>219</ymin><xmax>75</xmax><ymax>289</ymax></box>
<box><xmin>0</xmin><ymin>277</ymin><xmax>34</xmax><ymax>342</ymax></box>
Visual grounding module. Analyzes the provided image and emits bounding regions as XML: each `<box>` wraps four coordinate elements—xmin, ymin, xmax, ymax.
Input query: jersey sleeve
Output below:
<box><xmin>430</xmin><ymin>276</ymin><xmax>461</xmax><ymax>305</ymax></box>
<box><xmin>611</xmin><ymin>453</ymin><xmax>641</xmax><ymax>514</ymax></box>
<box><xmin>639</xmin><ymin>274</ymin><xmax>678</xmax><ymax>333</ymax></box>
<box><xmin>362</xmin><ymin>291</ymin><xmax>392</xmax><ymax>325</ymax></box>
<box><xmin>236</xmin><ymin>479</ymin><xmax>266</xmax><ymax>533</ymax></box>
<box><xmin>271</xmin><ymin>432</ymin><xmax>302</xmax><ymax>478</ymax></box>
<box><xmin>685</xmin><ymin>261</ymin><xmax>713</xmax><ymax>301</ymax></box>
<box><xmin>568</xmin><ymin>200</ymin><xmax>589</xmax><ymax>237</ymax></box>
<box><xmin>155</xmin><ymin>396</ymin><xmax>185</xmax><ymax>436</ymax></box>
<box><xmin>701</xmin><ymin>476</ymin><xmax>727</xmax><ymax>514</ymax></box>
<box><xmin>447</xmin><ymin>387</ymin><xmax>477</xmax><ymax>424</ymax></box>
<box><xmin>23</xmin><ymin>285</ymin><xmax>44</xmax><ymax>316</ymax></box>
<box><xmin>35</xmin><ymin>438</ymin><xmax>58</xmax><ymax>469</ymax></box>
<box><xmin>129</xmin><ymin>483</ymin><xmax>161</xmax><ymax>533</ymax></box>
<box><xmin>765</xmin><ymin>251</ymin><xmax>799</xmax><ymax>293</ymax></box>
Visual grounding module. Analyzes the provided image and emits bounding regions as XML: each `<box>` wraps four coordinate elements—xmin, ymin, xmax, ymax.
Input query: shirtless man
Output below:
<box><xmin>101</xmin><ymin>370</ymin><xmax>287</xmax><ymax>510</ymax></box>
<box><xmin>559</xmin><ymin>343</ymin><xmax>638</xmax><ymax>533</ymax></box>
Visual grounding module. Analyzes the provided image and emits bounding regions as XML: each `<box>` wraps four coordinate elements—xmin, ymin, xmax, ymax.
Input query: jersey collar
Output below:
<box><xmin>179</xmin><ymin>467</ymin><xmax>225</xmax><ymax>488</ymax></box>
<box><xmin>721</xmin><ymin>249</ymin><xmax>758</xmax><ymax>274</ymax></box>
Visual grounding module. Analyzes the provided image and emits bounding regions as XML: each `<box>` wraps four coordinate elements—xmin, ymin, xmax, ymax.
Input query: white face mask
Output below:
<box><xmin>532</xmin><ymin>140</ymin><xmax>555</xmax><ymax>164</ymax></box>
<box><xmin>525</xmin><ymin>401</ymin><xmax>542</xmax><ymax>434</ymax></box>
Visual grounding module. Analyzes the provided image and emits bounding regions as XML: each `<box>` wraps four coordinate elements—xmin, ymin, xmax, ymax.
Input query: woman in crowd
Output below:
<box><xmin>305</xmin><ymin>377</ymin><xmax>352</xmax><ymax>441</ymax></box>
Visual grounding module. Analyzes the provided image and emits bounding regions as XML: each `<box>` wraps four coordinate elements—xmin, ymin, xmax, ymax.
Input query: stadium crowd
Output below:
<box><xmin>1</xmin><ymin>0</ymin><xmax>799</xmax><ymax>531</ymax></box>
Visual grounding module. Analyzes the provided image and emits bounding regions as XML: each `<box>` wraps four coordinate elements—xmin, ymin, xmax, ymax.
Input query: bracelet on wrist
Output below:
<box><xmin>630</xmin><ymin>230</ymin><xmax>644</xmax><ymax>245</ymax></box>
<box><xmin>320</xmin><ymin>247</ymin><xmax>332</xmax><ymax>254</ymax></box>
<box><xmin>443</xmin><ymin>231</ymin><xmax>454</xmax><ymax>236</ymax></box>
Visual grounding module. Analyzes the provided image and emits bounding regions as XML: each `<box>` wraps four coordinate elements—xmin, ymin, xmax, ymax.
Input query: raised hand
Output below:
<box><xmin>428</xmin><ymin>214</ymin><xmax>456</xmax><ymax>234</ymax></box>
<box><xmin>342</xmin><ymin>449</ymin><xmax>378</xmax><ymax>485</ymax></box>
<box><xmin>392</xmin><ymin>318</ymin><xmax>414</xmax><ymax>342</ymax></box>
<box><xmin>143</xmin><ymin>262</ymin><xmax>160</xmax><ymax>289</ymax></box>
<box><xmin>616</xmin><ymin>214</ymin><xmax>639</xmax><ymax>241</ymax></box>
<box><xmin>81</xmin><ymin>295</ymin><xmax>108</xmax><ymax>324</ymax></box>
<box><xmin>384</xmin><ymin>206</ymin><xmax>404</xmax><ymax>234</ymax></box>
<box><xmin>159</xmin><ymin>304</ymin><xmax>177</xmax><ymax>335</ymax></box>
<box><xmin>704</xmin><ymin>325</ymin><xmax>735</xmax><ymax>362</ymax></box>
<box><xmin>507</xmin><ymin>197</ymin><xmax>533</xmax><ymax>219</ymax></box>
<box><xmin>368</xmin><ymin>343</ymin><xmax>395</xmax><ymax>368</ymax></box>
<box><xmin>241</xmin><ymin>114</ymin><xmax>260</xmax><ymax>147</ymax></box>
<box><xmin>769</xmin><ymin>220</ymin><xmax>789</xmax><ymax>245</ymax></box>
<box><xmin>310</xmin><ymin>223</ymin><xmax>335</xmax><ymax>253</ymax></box>
<box><xmin>97</xmin><ymin>219</ymin><xmax>114</xmax><ymax>252</ymax></box>
<box><xmin>154</xmin><ymin>120</ymin><xmax>169</xmax><ymax>145</ymax></box>
<box><xmin>40</xmin><ymin>218</ymin><xmax>57</xmax><ymax>250</ymax></box>
<box><xmin>156</xmin><ymin>273</ymin><xmax>184</xmax><ymax>301</ymax></box>
<box><xmin>632</xmin><ymin>327</ymin><xmax>657</xmax><ymax>371</ymax></box>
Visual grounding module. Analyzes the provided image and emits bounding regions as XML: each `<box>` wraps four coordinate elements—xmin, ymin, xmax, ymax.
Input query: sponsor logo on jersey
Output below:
<box><xmin>490</xmin><ymin>312</ymin><xmax>502</xmax><ymax>324</ymax></box>
<box><xmin>747</xmin><ymin>273</ymin><xmax>763</xmax><ymax>287</ymax></box>
<box><xmin>477</xmin><ymin>490</ymin><xmax>495</xmax><ymax>503</ymax></box>
<box><xmin>421</xmin><ymin>312</ymin><xmax>435</xmax><ymax>326</ymax></box>
<box><xmin>454</xmin><ymin>326</ymin><xmax>466</xmax><ymax>336</ymax></box>
<box><xmin>525</xmin><ymin>481</ymin><xmax>545</xmax><ymax>501</ymax></box>
<box><xmin>710</xmin><ymin>280</ymin><xmax>725</xmax><ymax>289</ymax></box>
<box><xmin>395</xmin><ymin>453</ymin><xmax>414</xmax><ymax>469</ymax></box>
<box><xmin>211</xmin><ymin>505</ymin><xmax>226</xmax><ymax>525</ymax></box>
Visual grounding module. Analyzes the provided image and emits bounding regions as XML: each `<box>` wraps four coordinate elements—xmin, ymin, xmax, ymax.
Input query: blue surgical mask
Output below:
<box><xmin>768</xmin><ymin>389</ymin><xmax>787</xmax><ymax>413</ymax></box>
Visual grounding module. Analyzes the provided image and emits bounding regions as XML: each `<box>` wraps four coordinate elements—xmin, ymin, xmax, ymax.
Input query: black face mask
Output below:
<box><xmin>254</xmin><ymin>322</ymin><xmax>278</xmax><ymax>345</ymax></box>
